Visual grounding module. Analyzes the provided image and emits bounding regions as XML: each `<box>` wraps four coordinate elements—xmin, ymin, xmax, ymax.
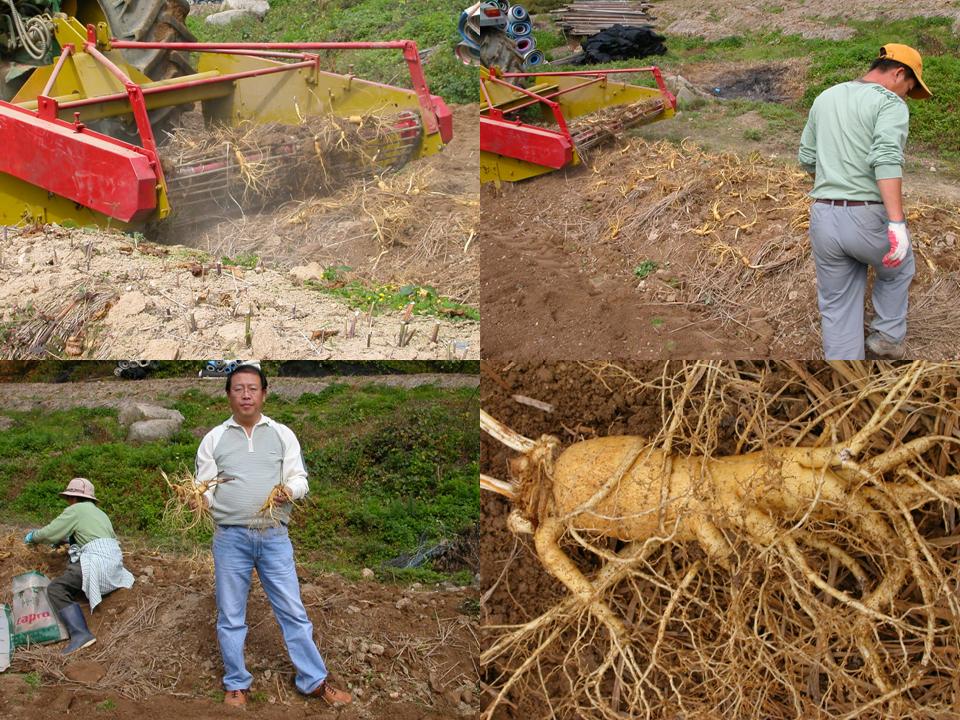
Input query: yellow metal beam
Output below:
<box><xmin>480</xmin><ymin>149</ymin><xmax>581</xmax><ymax>184</ymax></box>
<box><xmin>0</xmin><ymin>172</ymin><xmax>134</xmax><ymax>229</ymax></box>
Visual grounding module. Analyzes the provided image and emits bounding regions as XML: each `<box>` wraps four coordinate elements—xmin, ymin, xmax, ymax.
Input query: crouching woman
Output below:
<box><xmin>24</xmin><ymin>478</ymin><xmax>134</xmax><ymax>654</ymax></box>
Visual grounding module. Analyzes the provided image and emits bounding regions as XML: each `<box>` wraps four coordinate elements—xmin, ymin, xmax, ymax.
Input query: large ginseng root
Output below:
<box><xmin>481</xmin><ymin>361</ymin><xmax>960</xmax><ymax>720</ymax></box>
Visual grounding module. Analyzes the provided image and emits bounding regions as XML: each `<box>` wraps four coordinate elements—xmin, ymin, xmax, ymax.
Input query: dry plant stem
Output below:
<box><xmin>481</xmin><ymin>409</ymin><xmax>535</xmax><ymax>453</ymax></box>
<box><xmin>162</xmin><ymin>470</ymin><xmax>225</xmax><ymax>532</ymax></box>
<box><xmin>480</xmin><ymin>473</ymin><xmax>517</xmax><ymax>498</ymax></box>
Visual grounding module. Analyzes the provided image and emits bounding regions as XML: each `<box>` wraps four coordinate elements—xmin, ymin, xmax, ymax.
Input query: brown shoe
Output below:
<box><xmin>223</xmin><ymin>689</ymin><xmax>249</xmax><ymax>707</ymax></box>
<box><xmin>309</xmin><ymin>680</ymin><xmax>353</xmax><ymax>706</ymax></box>
<box><xmin>865</xmin><ymin>332</ymin><xmax>907</xmax><ymax>359</ymax></box>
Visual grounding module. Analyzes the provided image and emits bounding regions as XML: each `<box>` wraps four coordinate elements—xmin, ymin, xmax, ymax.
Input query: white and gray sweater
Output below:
<box><xmin>195</xmin><ymin>414</ymin><xmax>308</xmax><ymax>528</ymax></box>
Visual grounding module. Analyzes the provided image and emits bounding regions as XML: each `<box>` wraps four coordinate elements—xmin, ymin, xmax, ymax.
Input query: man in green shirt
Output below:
<box><xmin>798</xmin><ymin>44</ymin><xmax>931</xmax><ymax>359</ymax></box>
<box><xmin>24</xmin><ymin>478</ymin><xmax>134</xmax><ymax>654</ymax></box>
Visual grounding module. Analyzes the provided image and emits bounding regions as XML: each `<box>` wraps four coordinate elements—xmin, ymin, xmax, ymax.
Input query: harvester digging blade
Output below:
<box><xmin>162</xmin><ymin>111</ymin><xmax>423</xmax><ymax>225</ymax></box>
<box><xmin>569</xmin><ymin>97</ymin><xmax>666</xmax><ymax>153</ymax></box>
<box><xmin>0</xmin><ymin>18</ymin><xmax>453</xmax><ymax>228</ymax></box>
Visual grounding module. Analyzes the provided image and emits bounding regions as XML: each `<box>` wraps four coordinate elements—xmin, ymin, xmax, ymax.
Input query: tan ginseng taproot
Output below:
<box><xmin>480</xmin><ymin>361</ymin><xmax>960</xmax><ymax>720</ymax></box>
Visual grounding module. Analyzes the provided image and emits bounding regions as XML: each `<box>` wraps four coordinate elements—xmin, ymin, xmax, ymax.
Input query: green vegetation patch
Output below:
<box><xmin>0</xmin><ymin>382</ymin><xmax>479</xmax><ymax>581</ymax></box>
<box><xmin>187</xmin><ymin>0</ymin><xmax>477</xmax><ymax>104</ymax></box>
<box><xmin>548</xmin><ymin>17</ymin><xmax>960</xmax><ymax>161</ymax></box>
<box><xmin>306</xmin><ymin>267</ymin><xmax>479</xmax><ymax>321</ymax></box>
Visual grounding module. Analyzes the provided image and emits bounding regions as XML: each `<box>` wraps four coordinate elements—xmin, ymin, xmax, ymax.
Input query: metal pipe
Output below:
<box><xmin>500</xmin><ymin>67</ymin><xmax>659</xmax><ymax>78</ymax></box>
<box><xmin>57</xmin><ymin>60</ymin><xmax>315</xmax><ymax>109</ymax></box>
<box><xmin>110</xmin><ymin>40</ymin><xmax>412</xmax><ymax>51</ymax></box>
<box><xmin>108</xmin><ymin>38</ymin><xmax>441</xmax><ymax>136</ymax></box>
<box><xmin>496</xmin><ymin>76</ymin><xmax>602</xmax><ymax>116</ymax></box>
<box><xmin>41</xmin><ymin>44</ymin><xmax>73</xmax><ymax>98</ymax></box>
<box><xmin>83</xmin><ymin>40</ymin><xmax>162</xmax><ymax>185</ymax></box>
<box><xmin>484</xmin><ymin>72</ymin><xmax>572</xmax><ymax>138</ymax></box>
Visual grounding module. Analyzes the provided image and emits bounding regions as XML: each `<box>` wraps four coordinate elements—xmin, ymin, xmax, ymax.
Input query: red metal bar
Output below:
<box><xmin>398</xmin><ymin>41</ymin><xmax>439</xmax><ymax>136</ymax></box>
<box><xmin>83</xmin><ymin>39</ymin><xmax>162</xmax><ymax>184</ymax></box>
<box><xmin>490</xmin><ymin>76</ymin><xmax>604</xmax><ymax>116</ymax></box>
<box><xmin>484</xmin><ymin>72</ymin><xmax>571</xmax><ymax>140</ymax></box>
<box><xmin>110</xmin><ymin>38</ymin><xmax>442</xmax><ymax>137</ymax></box>
<box><xmin>57</xmin><ymin>59</ymin><xmax>316</xmax><ymax>109</ymax></box>
<box><xmin>650</xmin><ymin>66</ymin><xmax>677</xmax><ymax>110</ymax></box>
<box><xmin>110</xmin><ymin>40</ymin><xmax>411</xmax><ymax>51</ymax></box>
<box><xmin>495</xmin><ymin>65</ymin><xmax>677</xmax><ymax>113</ymax></box>
<box><xmin>42</xmin><ymin>44</ymin><xmax>74</xmax><ymax>98</ymax></box>
<box><xmin>0</xmin><ymin>100</ymin><xmax>158</xmax><ymax>222</ymax></box>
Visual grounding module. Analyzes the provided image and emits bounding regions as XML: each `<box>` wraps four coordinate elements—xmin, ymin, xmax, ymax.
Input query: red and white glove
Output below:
<box><xmin>883</xmin><ymin>221</ymin><xmax>910</xmax><ymax>268</ymax></box>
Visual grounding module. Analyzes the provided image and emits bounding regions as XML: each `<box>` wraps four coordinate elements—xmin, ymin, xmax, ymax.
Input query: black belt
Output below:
<box><xmin>815</xmin><ymin>199</ymin><xmax>883</xmax><ymax>207</ymax></box>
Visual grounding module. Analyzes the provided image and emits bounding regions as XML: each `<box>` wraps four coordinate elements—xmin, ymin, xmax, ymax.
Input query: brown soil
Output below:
<box><xmin>481</xmin><ymin>138</ymin><xmax>960</xmax><ymax>361</ymax></box>
<box><xmin>652</xmin><ymin>0</ymin><xmax>960</xmax><ymax>40</ymax></box>
<box><xmin>0</xmin><ymin>528</ymin><xmax>480</xmax><ymax>720</ymax></box>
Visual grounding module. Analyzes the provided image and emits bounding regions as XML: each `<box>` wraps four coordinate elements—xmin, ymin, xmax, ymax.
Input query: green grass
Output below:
<box><xmin>1</xmin><ymin>360</ymin><xmax>478</xmax><ymax>382</ymax></box>
<box><xmin>187</xmin><ymin>0</ymin><xmax>476</xmax><ymax>104</ymax></box>
<box><xmin>0</xmin><ymin>382</ymin><xmax>479</xmax><ymax>581</ymax></box>
<box><xmin>633</xmin><ymin>260</ymin><xmax>658</xmax><ymax>279</ymax></box>
<box><xmin>545</xmin><ymin>17</ymin><xmax>960</xmax><ymax>162</ymax></box>
<box><xmin>306</xmin><ymin>267</ymin><xmax>479</xmax><ymax>321</ymax></box>
<box><xmin>220</xmin><ymin>253</ymin><xmax>260</xmax><ymax>269</ymax></box>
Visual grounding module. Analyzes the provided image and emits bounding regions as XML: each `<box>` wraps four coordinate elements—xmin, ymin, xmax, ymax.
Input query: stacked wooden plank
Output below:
<box><xmin>549</xmin><ymin>1</ymin><xmax>655</xmax><ymax>36</ymax></box>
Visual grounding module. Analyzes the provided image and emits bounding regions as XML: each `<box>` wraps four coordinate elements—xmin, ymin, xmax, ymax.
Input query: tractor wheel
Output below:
<box><xmin>81</xmin><ymin>0</ymin><xmax>196</xmax><ymax>142</ymax></box>
<box><xmin>93</xmin><ymin>0</ymin><xmax>196</xmax><ymax>80</ymax></box>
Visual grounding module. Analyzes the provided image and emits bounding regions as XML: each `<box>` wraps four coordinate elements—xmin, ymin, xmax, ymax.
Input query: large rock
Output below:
<box><xmin>222</xmin><ymin>0</ymin><xmax>269</xmax><ymax>19</ymax></box>
<box><xmin>127</xmin><ymin>418</ymin><xmax>183</xmax><ymax>443</ymax></box>
<box><xmin>118</xmin><ymin>402</ymin><xmax>185</xmax><ymax>428</ymax></box>
<box><xmin>204</xmin><ymin>9</ymin><xmax>256</xmax><ymax>25</ymax></box>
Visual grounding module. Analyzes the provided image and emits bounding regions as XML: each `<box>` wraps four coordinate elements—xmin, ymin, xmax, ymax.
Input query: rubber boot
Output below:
<box><xmin>58</xmin><ymin>603</ymin><xmax>96</xmax><ymax>655</ymax></box>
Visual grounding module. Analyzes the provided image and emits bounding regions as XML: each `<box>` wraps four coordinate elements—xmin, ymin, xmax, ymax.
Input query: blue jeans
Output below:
<box><xmin>212</xmin><ymin>524</ymin><xmax>328</xmax><ymax>693</ymax></box>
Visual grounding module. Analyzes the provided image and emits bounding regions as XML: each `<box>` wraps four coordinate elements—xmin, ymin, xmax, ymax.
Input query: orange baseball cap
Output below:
<box><xmin>879</xmin><ymin>44</ymin><xmax>932</xmax><ymax>99</ymax></box>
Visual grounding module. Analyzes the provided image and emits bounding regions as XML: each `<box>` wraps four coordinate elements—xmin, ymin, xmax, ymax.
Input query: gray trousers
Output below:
<box><xmin>46</xmin><ymin>560</ymin><xmax>84</xmax><ymax>615</ymax></box>
<box><xmin>808</xmin><ymin>202</ymin><xmax>915</xmax><ymax>360</ymax></box>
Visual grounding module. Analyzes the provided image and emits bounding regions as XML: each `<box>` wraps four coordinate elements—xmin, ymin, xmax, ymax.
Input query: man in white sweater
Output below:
<box><xmin>195</xmin><ymin>362</ymin><xmax>352</xmax><ymax>708</ymax></box>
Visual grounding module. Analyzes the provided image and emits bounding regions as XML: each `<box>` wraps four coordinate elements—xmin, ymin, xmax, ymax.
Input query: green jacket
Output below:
<box><xmin>31</xmin><ymin>502</ymin><xmax>116</xmax><ymax>547</ymax></box>
<box><xmin>799</xmin><ymin>80</ymin><xmax>909</xmax><ymax>201</ymax></box>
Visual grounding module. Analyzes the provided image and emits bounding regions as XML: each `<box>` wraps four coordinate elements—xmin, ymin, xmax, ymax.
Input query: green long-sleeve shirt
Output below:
<box><xmin>30</xmin><ymin>502</ymin><xmax>116</xmax><ymax>547</ymax></box>
<box><xmin>798</xmin><ymin>80</ymin><xmax>909</xmax><ymax>201</ymax></box>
